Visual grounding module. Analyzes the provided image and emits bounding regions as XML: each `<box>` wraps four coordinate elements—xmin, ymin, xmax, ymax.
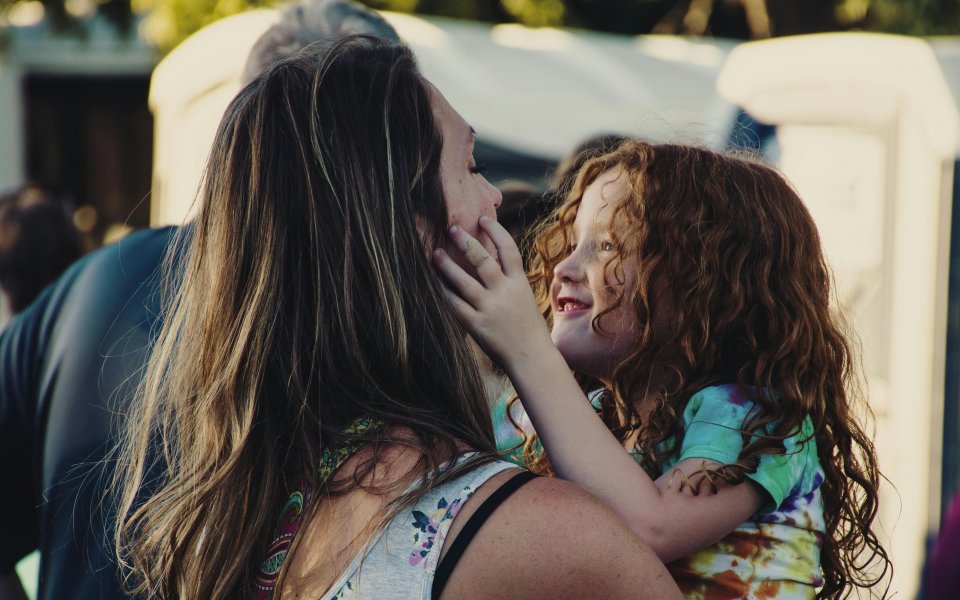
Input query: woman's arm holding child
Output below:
<box><xmin>434</xmin><ymin>218</ymin><xmax>764</xmax><ymax>562</ymax></box>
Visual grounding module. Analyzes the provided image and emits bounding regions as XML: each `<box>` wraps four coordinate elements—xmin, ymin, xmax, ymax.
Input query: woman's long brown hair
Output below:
<box><xmin>521</xmin><ymin>140</ymin><xmax>891</xmax><ymax>598</ymax></box>
<box><xmin>112</xmin><ymin>36</ymin><xmax>497</xmax><ymax>599</ymax></box>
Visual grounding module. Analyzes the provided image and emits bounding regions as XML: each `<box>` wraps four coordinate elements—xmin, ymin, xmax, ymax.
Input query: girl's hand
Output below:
<box><xmin>433</xmin><ymin>216</ymin><xmax>554</xmax><ymax>372</ymax></box>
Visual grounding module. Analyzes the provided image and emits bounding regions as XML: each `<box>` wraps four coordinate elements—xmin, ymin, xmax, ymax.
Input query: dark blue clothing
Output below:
<box><xmin>0</xmin><ymin>226</ymin><xmax>177</xmax><ymax>600</ymax></box>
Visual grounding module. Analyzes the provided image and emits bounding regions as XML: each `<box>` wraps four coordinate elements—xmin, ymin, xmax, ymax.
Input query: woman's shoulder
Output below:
<box><xmin>438</xmin><ymin>474</ymin><xmax>682</xmax><ymax>599</ymax></box>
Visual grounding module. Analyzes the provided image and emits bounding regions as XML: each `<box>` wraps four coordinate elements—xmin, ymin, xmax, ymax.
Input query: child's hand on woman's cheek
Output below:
<box><xmin>433</xmin><ymin>216</ymin><xmax>553</xmax><ymax>372</ymax></box>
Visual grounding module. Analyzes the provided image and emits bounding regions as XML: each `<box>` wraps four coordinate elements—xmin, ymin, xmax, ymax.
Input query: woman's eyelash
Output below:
<box><xmin>470</xmin><ymin>163</ymin><xmax>488</xmax><ymax>175</ymax></box>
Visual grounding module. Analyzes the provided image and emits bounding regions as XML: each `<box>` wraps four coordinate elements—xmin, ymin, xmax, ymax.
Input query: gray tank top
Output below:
<box><xmin>317</xmin><ymin>457</ymin><xmax>518</xmax><ymax>599</ymax></box>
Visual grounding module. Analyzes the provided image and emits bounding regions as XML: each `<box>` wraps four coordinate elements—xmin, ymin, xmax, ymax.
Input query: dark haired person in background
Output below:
<box><xmin>0</xmin><ymin>187</ymin><xmax>83</xmax><ymax>323</ymax></box>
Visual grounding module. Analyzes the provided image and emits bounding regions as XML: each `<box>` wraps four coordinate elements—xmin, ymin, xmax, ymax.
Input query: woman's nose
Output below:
<box><xmin>489</xmin><ymin>182</ymin><xmax>503</xmax><ymax>210</ymax></box>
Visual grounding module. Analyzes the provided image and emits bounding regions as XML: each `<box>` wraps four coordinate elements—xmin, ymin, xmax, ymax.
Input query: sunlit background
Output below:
<box><xmin>2</xmin><ymin>1</ymin><xmax>960</xmax><ymax>598</ymax></box>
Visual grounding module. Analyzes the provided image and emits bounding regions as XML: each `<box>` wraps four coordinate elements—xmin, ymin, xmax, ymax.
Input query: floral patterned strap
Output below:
<box><xmin>252</xmin><ymin>416</ymin><xmax>382</xmax><ymax>600</ymax></box>
<box><xmin>317</xmin><ymin>417</ymin><xmax>380</xmax><ymax>481</ymax></box>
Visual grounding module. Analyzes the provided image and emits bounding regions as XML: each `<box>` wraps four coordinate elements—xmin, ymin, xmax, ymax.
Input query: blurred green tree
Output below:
<box><xmin>864</xmin><ymin>0</ymin><xmax>960</xmax><ymax>36</ymax></box>
<box><xmin>133</xmin><ymin>0</ymin><xmax>274</xmax><ymax>51</ymax></box>
<box><xmin>0</xmin><ymin>0</ymin><xmax>957</xmax><ymax>53</ymax></box>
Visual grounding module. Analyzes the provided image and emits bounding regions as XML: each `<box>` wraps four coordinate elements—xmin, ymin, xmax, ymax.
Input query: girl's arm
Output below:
<box><xmin>434</xmin><ymin>218</ymin><xmax>764</xmax><ymax>562</ymax></box>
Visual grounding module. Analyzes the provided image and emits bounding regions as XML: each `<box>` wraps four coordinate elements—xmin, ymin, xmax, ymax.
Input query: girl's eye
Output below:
<box><xmin>469</xmin><ymin>163</ymin><xmax>488</xmax><ymax>176</ymax></box>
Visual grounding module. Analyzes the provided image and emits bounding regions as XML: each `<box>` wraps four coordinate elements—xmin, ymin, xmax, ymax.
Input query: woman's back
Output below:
<box><xmin>281</xmin><ymin>441</ymin><xmax>680</xmax><ymax>599</ymax></box>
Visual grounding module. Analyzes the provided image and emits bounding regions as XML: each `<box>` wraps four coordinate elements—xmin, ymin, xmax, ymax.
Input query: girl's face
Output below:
<box><xmin>550</xmin><ymin>168</ymin><xmax>640</xmax><ymax>383</ymax></box>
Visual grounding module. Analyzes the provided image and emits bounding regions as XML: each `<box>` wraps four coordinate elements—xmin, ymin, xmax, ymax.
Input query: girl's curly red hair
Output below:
<box><xmin>519</xmin><ymin>140</ymin><xmax>891</xmax><ymax>598</ymax></box>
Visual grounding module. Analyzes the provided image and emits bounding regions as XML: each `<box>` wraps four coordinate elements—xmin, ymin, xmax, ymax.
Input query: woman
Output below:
<box><xmin>112</xmin><ymin>36</ymin><xmax>679</xmax><ymax>600</ymax></box>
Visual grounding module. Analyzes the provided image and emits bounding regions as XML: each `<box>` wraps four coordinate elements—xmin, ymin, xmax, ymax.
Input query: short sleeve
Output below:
<box><xmin>672</xmin><ymin>385</ymin><xmax>816</xmax><ymax>511</ymax></box>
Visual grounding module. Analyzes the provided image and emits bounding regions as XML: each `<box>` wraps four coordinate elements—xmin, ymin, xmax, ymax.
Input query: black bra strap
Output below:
<box><xmin>432</xmin><ymin>470</ymin><xmax>538</xmax><ymax>599</ymax></box>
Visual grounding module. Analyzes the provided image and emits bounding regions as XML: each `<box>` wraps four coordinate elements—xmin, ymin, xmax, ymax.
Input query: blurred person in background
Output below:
<box><xmin>495</xmin><ymin>181</ymin><xmax>541</xmax><ymax>242</ymax></box>
<box><xmin>0</xmin><ymin>187</ymin><xmax>83</xmax><ymax>327</ymax></box>
<box><xmin>925</xmin><ymin>492</ymin><xmax>960</xmax><ymax>599</ymax></box>
<box><xmin>495</xmin><ymin>181</ymin><xmax>542</xmax><ymax>260</ymax></box>
<box><xmin>0</xmin><ymin>2</ymin><xmax>405</xmax><ymax>599</ymax></box>
<box><xmin>547</xmin><ymin>133</ymin><xmax>629</xmax><ymax>208</ymax></box>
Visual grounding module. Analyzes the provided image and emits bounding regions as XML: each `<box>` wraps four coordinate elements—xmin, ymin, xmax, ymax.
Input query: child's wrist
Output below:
<box><xmin>502</xmin><ymin>335</ymin><xmax>568</xmax><ymax>382</ymax></box>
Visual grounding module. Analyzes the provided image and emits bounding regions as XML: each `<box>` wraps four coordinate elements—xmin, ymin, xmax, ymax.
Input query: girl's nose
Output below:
<box><xmin>554</xmin><ymin>250</ymin><xmax>582</xmax><ymax>283</ymax></box>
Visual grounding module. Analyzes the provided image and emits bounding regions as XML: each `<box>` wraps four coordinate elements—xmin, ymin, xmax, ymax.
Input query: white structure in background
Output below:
<box><xmin>149</xmin><ymin>10</ymin><xmax>739</xmax><ymax>226</ymax></box>
<box><xmin>719</xmin><ymin>33</ymin><xmax>960</xmax><ymax>598</ymax></box>
<box><xmin>149</xmin><ymin>9</ymin><xmax>278</xmax><ymax>226</ymax></box>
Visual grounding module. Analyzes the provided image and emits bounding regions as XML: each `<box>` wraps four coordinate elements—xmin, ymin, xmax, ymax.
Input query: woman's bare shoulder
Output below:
<box><xmin>439</xmin><ymin>475</ymin><xmax>681</xmax><ymax>600</ymax></box>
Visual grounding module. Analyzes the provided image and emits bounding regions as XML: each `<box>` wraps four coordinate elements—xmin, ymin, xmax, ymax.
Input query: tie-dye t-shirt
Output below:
<box><xmin>657</xmin><ymin>385</ymin><xmax>825</xmax><ymax>600</ymax></box>
<box><xmin>490</xmin><ymin>384</ymin><xmax>825</xmax><ymax>599</ymax></box>
<box><xmin>491</xmin><ymin>390</ymin><xmax>531</xmax><ymax>464</ymax></box>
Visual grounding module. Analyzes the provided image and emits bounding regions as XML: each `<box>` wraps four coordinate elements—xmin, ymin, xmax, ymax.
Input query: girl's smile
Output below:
<box><xmin>549</xmin><ymin>167</ymin><xmax>637</xmax><ymax>383</ymax></box>
<box><xmin>555</xmin><ymin>295</ymin><xmax>593</xmax><ymax>315</ymax></box>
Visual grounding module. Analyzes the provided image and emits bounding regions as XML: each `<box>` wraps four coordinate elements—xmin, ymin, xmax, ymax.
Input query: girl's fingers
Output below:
<box><xmin>478</xmin><ymin>216</ymin><xmax>524</xmax><ymax>277</ymax></box>
<box><xmin>433</xmin><ymin>248</ymin><xmax>487</xmax><ymax>309</ymax></box>
<box><xmin>439</xmin><ymin>282</ymin><xmax>477</xmax><ymax>321</ymax></box>
<box><xmin>448</xmin><ymin>226</ymin><xmax>503</xmax><ymax>286</ymax></box>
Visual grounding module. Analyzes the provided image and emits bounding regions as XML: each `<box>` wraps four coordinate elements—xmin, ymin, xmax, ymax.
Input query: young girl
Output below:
<box><xmin>434</xmin><ymin>140</ymin><xmax>891</xmax><ymax>599</ymax></box>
